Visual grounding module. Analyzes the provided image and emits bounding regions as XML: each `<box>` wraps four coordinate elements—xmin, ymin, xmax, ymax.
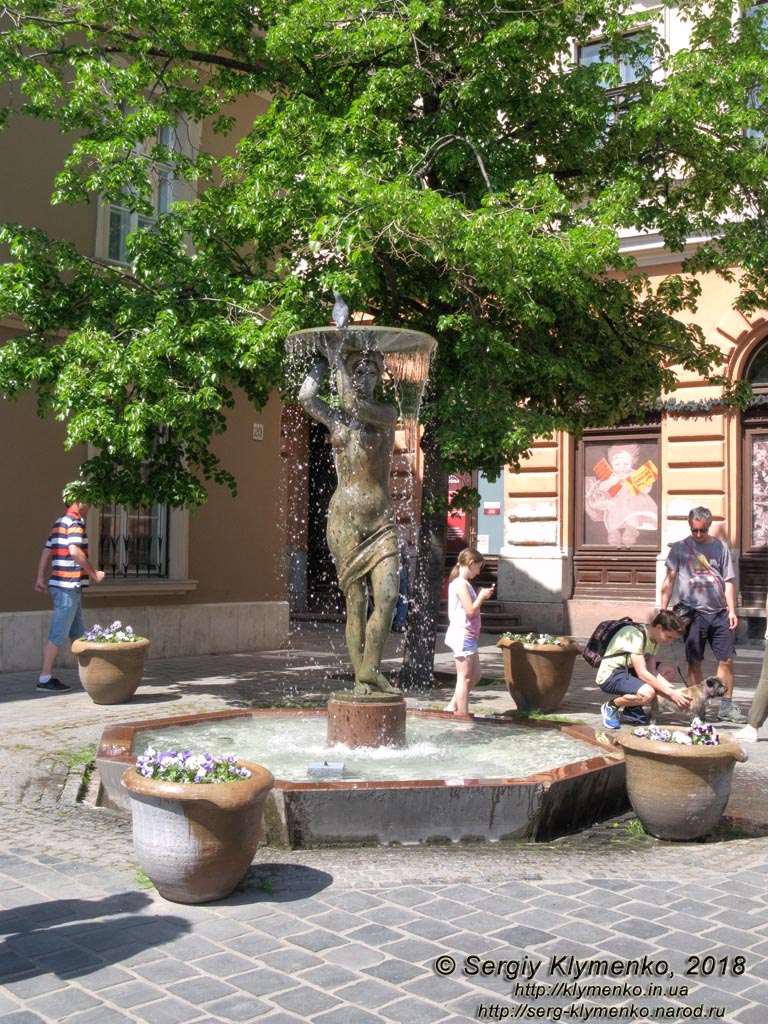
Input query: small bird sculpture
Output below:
<box><xmin>332</xmin><ymin>291</ymin><xmax>350</xmax><ymax>330</ymax></box>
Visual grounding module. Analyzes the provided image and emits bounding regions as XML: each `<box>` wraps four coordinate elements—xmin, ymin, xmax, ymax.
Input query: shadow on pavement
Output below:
<box><xmin>0</xmin><ymin>890</ymin><xmax>191</xmax><ymax>981</ymax></box>
<box><xmin>234</xmin><ymin>863</ymin><xmax>335</xmax><ymax>902</ymax></box>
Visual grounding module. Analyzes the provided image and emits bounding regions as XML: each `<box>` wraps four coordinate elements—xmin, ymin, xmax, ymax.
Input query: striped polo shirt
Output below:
<box><xmin>46</xmin><ymin>507</ymin><xmax>90</xmax><ymax>589</ymax></box>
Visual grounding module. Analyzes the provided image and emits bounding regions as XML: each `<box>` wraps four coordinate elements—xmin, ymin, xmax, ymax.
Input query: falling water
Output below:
<box><xmin>283</xmin><ymin>325</ymin><xmax>437</xmax><ymax>652</ymax></box>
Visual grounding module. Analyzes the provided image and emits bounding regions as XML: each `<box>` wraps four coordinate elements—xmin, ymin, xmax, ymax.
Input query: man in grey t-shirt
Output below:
<box><xmin>660</xmin><ymin>505</ymin><xmax>745</xmax><ymax>723</ymax></box>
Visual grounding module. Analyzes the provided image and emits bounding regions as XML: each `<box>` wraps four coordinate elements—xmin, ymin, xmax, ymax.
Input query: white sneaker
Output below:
<box><xmin>734</xmin><ymin>725</ymin><xmax>759</xmax><ymax>743</ymax></box>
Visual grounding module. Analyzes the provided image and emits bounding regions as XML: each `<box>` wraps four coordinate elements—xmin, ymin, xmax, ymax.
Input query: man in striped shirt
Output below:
<box><xmin>34</xmin><ymin>498</ymin><xmax>105</xmax><ymax>692</ymax></box>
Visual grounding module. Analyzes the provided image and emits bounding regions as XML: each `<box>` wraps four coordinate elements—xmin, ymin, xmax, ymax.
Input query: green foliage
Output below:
<box><xmin>1</xmin><ymin>0</ymin><xmax>767</xmax><ymax>504</ymax></box>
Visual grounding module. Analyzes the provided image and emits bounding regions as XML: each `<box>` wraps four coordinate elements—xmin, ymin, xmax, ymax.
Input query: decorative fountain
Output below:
<box><xmin>97</xmin><ymin>301</ymin><xmax>628</xmax><ymax>847</ymax></box>
<box><xmin>287</xmin><ymin>307</ymin><xmax>437</xmax><ymax>750</ymax></box>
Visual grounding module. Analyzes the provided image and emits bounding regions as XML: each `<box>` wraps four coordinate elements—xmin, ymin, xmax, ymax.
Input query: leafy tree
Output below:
<box><xmin>1</xmin><ymin>1</ymin><xmax>766</xmax><ymax>681</ymax></box>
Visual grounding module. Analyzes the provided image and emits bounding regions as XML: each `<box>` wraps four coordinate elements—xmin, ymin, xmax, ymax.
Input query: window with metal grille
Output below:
<box><xmin>98</xmin><ymin>502</ymin><xmax>169</xmax><ymax>578</ymax></box>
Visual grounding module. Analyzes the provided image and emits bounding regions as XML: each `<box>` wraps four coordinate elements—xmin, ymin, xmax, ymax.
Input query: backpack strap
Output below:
<box><xmin>613</xmin><ymin>623</ymin><xmax>647</xmax><ymax>666</ymax></box>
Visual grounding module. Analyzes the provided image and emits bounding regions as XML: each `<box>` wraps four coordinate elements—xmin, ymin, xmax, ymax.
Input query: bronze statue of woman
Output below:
<box><xmin>299</xmin><ymin>343</ymin><xmax>401</xmax><ymax>695</ymax></box>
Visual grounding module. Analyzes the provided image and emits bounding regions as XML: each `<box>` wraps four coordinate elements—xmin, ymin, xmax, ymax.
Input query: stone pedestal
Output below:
<box><xmin>327</xmin><ymin>692</ymin><xmax>406</xmax><ymax>749</ymax></box>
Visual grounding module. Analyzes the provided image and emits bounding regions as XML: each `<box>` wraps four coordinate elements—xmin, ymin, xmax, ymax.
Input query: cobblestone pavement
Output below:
<box><xmin>1</xmin><ymin>626</ymin><xmax>768</xmax><ymax>1024</ymax></box>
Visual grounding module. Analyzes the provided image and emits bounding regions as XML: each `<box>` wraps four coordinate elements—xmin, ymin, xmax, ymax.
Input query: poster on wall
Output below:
<box><xmin>751</xmin><ymin>434</ymin><xmax>768</xmax><ymax>547</ymax></box>
<box><xmin>583</xmin><ymin>439</ymin><xmax>660</xmax><ymax>548</ymax></box>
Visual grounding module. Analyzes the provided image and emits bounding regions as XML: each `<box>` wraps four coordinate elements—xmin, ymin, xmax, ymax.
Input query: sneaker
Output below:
<box><xmin>734</xmin><ymin>725</ymin><xmax>759</xmax><ymax>743</ymax></box>
<box><xmin>717</xmin><ymin>703</ymin><xmax>748</xmax><ymax>724</ymax></box>
<box><xmin>621</xmin><ymin>707</ymin><xmax>650</xmax><ymax>726</ymax></box>
<box><xmin>601</xmin><ymin>702</ymin><xmax>621</xmax><ymax>729</ymax></box>
<box><xmin>36</xmin><ymin>678</ymin><xmax>72</xmax><ymax>693</ymax></box>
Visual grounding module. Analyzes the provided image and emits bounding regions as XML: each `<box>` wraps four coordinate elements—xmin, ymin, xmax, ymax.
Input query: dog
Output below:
<box><xmin>648</xmin><ymin>676</ymin><xmax>728</xmax><ymax>724</ymax></box>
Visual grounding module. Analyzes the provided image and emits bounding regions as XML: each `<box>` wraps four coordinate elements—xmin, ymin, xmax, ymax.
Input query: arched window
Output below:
<box><xmin>740</xmin><ymin>339</ymin><xmax>768</xmax><ymax>609</ymax></box>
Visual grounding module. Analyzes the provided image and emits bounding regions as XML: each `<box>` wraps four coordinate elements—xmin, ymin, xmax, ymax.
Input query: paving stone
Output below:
<box><xmin>703</xmin><ymin>924</ymin><xmax>768</xmax><ymax>948</ymax></box>
<box><xmin>551</xmin><ymin>921</ymin><xmax>618</xmax><ymax>944</ymax></box>
<box><xmin>226</xmin><ymin>968</ymin><xmax>300</xmax><ymax>997</ymax></box>
<box><xmin>133</xmin><ymin>959</ymin><xmax>203</xmax><ymax>986</ymax></box>
<box><xmin>484</xmin><ymin>925</ymin><xmax>555</xmax><ymax>947</ymax></box>
<box><xmin>322</xmin><ymin>943</ymin><xmax>385</xmax><ymax>970</ymax></box>
<box><xmin>378</xmin><ymin>995</ymin><xmax>449</xmax><ymax>1023</ymax></box>
<box><xmin>60</xmin><ymin>1009</ymin><xmax>137</xmax><ymax>1024</ymax></box>
<box><xmin>204</xmin><ymin>993</ymin><xmax>273</xmax><ymax>1020</ymax></box>
<box><xmin>610</xmin><ymin>917</ymin><xmax>673</xmax><ymax>940</ymax></box>
<box><xmin>269</xmin><ymin>984</ymin><xmax>341</xmax><ymax>1015</ymax></box>
<box><xmin>446</xmin><ymin>910</ymin><xmax>513</xmax><ymax>935</ymax></box>
<box><xmin>333</xmin><ymin>978</ymin><xmax>401</xmax><ymax>1009</ymax></box>
<box><xmin>289</xmin><ymin>928</ymin><xmax>346</xmax><ymax>952</ymax></box>
<box><xmin>194</xmin><ymin>919</ymin><xmax>252</xmax><ymax>941</ymax></box>
<box><xmin>189</xmin><ymin>951</ymin><xmax>259</xmax><ymax>978</ymax></box>
<box><xmin>0</xmin><ymin>950</ymin><xmax>37</xmax><ymax>980</ymax></box>
<box><xmin>34</xmin><ymin>946</ymin><xmax>107</xmax><ymax>976</ymax></box>
<box><xmin>402</xmin><ymin>919</ymin><xmax>459</xmax><ymax>942</ymax></box>
<box><xmin>305</xmin><ymin>909</ymin><xmax>370</xmax><ymax>933</ymax></box>
<box><xmin>363</xmin><ymin>960</ymin><xmax>426</xmax><ymax>985</ymax></box>
<box><xmin>0</xmin><ymin>994</ymin><xmax>19</xmax><ymax>1016</ymax></box>
<box><xmin>0</xmin><ymin>1013</ymin><xmax>49</xmax><ymax>1024</ymax></box>
<box><xmin>166</xmin><ymin>976</ymin><xmax>239</xmax><ymax>1004</ymax></box>
<box><xmin>226</xmin><ymin>933</ymin><xmax>283</xmax><ymax>958</ymax></box>
<box><xmin>93</xmin><ymin>979</ymin><xmax>167</xmax><ymax>1008</ymax></box>
<box><xmin>259</xmin><ymin>948</ymin><xmax>326</xmax><ymax>973</ymax></box>
<box><xmin>312</xmin><ymin>1007</ymin><xmax>383</xmax><ymax>1024</ymax></box>
<box><xmin>247</xmin><ymin>1015</ymin><xmax>305</xmax><ymax>1024</ymax></box>
<box><xmin>345</xmin><ymin>923</ymin><xmax>405</xmax><ymax>946</ymax></box>
<box><xmin>0</xmin><ymin>974</ymin><xmax>68</xmax><ymax>999</ymax></box>
<box><xmin>127</xmin><ymin>996</ymin><xmax>210</xmax><ymax>1024</ymax></box>
<box><xmin>379</xmin><ymin>937</ymin><xmax>447</xmax><ymax>965</ymax></box>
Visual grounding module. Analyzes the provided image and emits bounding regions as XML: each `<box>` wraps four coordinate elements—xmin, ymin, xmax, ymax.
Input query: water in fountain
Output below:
<box><xmin>131</xmin><ymin>715</ymin><xmax>596</xmax><ymax>784</ymax></box>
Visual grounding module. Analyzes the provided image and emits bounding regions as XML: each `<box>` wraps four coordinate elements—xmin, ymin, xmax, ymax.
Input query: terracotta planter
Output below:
<box><xmin>616</xmin><ymin>729</ymin><xmax>748</xmax><ymax>841</ymax></box>
<box><xmin>496</xmin><ymin>637</ymin><xmax>580</xmax><ymax>712</ymax></box>
<box><xmin>71</xmin><ymin>637</ymin><xmax>150</xmax><ymax>704</ymax></box>
<box><xmin>121</xmin><ymin>761</ymin><xmax>275</xmax><ymax>903</ymax></box>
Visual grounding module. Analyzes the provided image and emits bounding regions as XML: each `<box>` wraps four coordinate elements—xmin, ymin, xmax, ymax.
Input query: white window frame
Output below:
<box><xmin>95</xmin><ymin>113</ymin><xmax>200</xmax><ymax>266</ymax></box>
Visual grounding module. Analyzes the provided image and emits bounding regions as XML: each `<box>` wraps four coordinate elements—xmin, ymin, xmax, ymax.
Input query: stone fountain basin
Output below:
<box><xmin>97</xmin><ymin>709</ymin><xmax>626</xmax><ymax>848</ymax></box>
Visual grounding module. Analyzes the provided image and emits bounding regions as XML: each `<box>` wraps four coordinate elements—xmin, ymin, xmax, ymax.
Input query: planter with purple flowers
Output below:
<box><xmin>122</xmin><ymin>749</ymin><xmax>274</xmax><ymax>903</ymax></box>
<box><xmin>72</xmin><ymin>621</ymin><xmax>149</xmax><ymax>704</ymax></box>
<box><xmin>616</xmin><ymin>720</ymin><xmax>748</xmax><ymax>841</ymax></box>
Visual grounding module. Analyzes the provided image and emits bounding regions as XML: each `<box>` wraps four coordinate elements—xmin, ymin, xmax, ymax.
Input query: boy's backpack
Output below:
<box><xmin>582</xmin><ymin>617</ymin><xmax>646</xmax><ymax>667</ymax></box>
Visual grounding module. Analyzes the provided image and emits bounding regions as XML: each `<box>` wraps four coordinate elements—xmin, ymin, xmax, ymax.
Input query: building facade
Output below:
<box><xmin>0</xmin><ymin>91</ymin><xmax>291</xmax><ymax>672</ymax></box>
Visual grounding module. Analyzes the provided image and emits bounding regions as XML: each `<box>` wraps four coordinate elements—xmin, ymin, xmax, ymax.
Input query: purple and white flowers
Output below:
<box><xmin>501</xmin><ymin>632</ymin><xmax>567</xmax><ymax>646</ymax></box>
<box><xmin>632</xmin><ymin>717</ymin><xmax>720</xmax><ymax>746</ymax></box>
<box><xmin>81</xmin><ymin>620</ymin><xmax>145</xmax><ymax>643</ymax></box>
<box><xmin>135</xmin><ymin>748</ymin><xmax>252</xmax><ymax>783</ymax></box>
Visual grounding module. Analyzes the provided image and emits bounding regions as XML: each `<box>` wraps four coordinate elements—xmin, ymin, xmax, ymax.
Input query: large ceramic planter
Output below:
<box><xmin>71</xmin><ymin>637</ymin><xmax>150</xmax><ymax>704</ymax></box>
<box><xmin>616</xmin><ymin>729</ymin><xmax>748</xmax><ymax>841</ymax></box>
<box><xmin>496</xmin><ymin>637</ymin><xmax>580</xmax><ymax>712</ymax></box>
<box><xmin>121</xmin><ymin>761</ymin><xmax>275</xmax><ymax>903</ymax></box>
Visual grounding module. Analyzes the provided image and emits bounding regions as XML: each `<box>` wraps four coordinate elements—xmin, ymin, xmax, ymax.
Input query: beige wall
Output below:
<box><xmin>0</xmin><ymin>384</ymin><xmax>87</xmax><ymax>615</ymax></box>
<box><xmin>0</xmin><ymin>98</ymin><xmax>99</xmax><ymax>251</ymax></box>
<box><xmin>0</xmin><ymin>92</ymin><xmax>291</xmax><ymax>669</ymax></box>
<box><xmin>189</xmin><ymin>392</ymin><xmax>286</xmax><ymax>604</ymax></box>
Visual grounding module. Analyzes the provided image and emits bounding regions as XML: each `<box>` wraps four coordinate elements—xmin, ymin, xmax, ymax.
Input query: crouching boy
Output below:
<box><xmin>598</xmin><ymin>610</ymin><xmax>692</xmax><ymax>728</ymax></box>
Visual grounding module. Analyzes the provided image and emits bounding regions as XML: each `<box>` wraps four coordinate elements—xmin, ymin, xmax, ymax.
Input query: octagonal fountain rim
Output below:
<box><xmin>97</xmin><ymin>707</ymin><xmax>622</xmax><ymax>793</ymax></box>
<box><xmin>97</xmin><ymin>708</ymin><xmax>628</xmax><ymax>846</ymax></box>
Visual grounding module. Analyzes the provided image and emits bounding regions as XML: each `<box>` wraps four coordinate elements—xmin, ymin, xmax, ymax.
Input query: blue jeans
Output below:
<box><xmin>48</xmin><ymin>587</ymin><xmax>84</xmax><ymax>647</ymax></box>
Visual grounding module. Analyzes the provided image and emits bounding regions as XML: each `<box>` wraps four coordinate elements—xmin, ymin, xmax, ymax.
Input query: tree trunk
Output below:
<box><xmin>399</xmin><ymin>423</ymin><xmax>448</xmax><ymax>691</ymax></box>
